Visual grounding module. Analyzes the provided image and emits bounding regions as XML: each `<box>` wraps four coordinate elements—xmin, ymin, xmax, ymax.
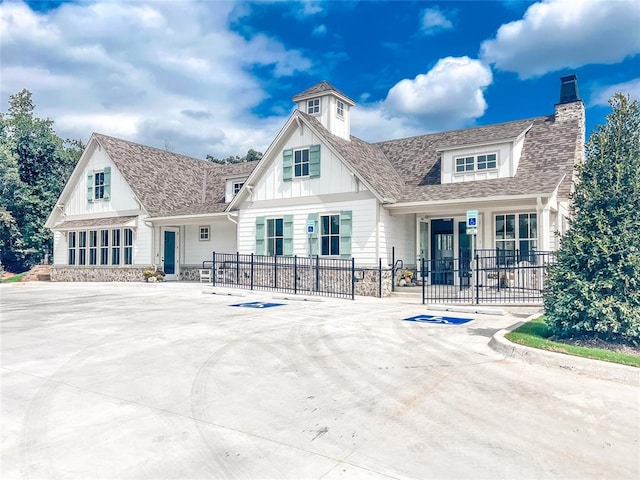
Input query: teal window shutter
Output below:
<box><xmin>283</xmin><ymin>215</ymin><xmax>294</xmax><ymax>256</ymax></box>
<box><xmin>87</xmin><ymin>170</ymin><xmax>94</xmax><ymax>203</ymax></box>
<box><xmin>340</xmin><ymin>210</ymin><xmax>352</xmax><ymax>258</ymax></box>
<box><xmin>283</xmin><ymin>149</ymin><xmax>293</xmax><ymax>181</ymax></box>
<box><xmin>103</xmin><ymin>167</ymin><xmax>111</xmax><ymax>200</ymax></box>
<box><xmin>255</xmin><ymin>216</ymin><xmax>265</xmax><ymax>255</ymax></box>
<box><xmin>309</xmin><ymin>144</ymin><xmax>321</xmax><ymax>178</ymax></box>
<box><xmin>307</xmin><ymin>213</ymin><xmax>318</xmax><ymax>256</ymax></box>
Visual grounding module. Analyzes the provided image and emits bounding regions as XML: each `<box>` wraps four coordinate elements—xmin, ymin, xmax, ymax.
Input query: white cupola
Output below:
<box><xmin>292</xmin><ymin>81</ymin><xmax>355</xmax><ymax>141</ymax></box>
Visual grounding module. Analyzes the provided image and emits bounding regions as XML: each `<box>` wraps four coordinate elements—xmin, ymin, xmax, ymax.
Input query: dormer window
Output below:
<box><xmin>307</xmin><ymin>98</ymin><xmax>320</xmax><ymax>114</ymax></box>
<box><xmin>455</xmin><ymin>153</ymin><xmax>497</xmax><ymax>173</ymax></box>
<box><xmin>336</xmin><ymin>100</ymin><xmax>344</xmax><ymax>118</ymax></box>
<box><xmin>233</xmin><ymin>181</ymin><xmax>244</xmax><ymax>195</ymax></box>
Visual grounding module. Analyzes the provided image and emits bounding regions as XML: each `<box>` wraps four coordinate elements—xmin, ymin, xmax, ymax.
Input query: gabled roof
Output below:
<box><xmin>93</xmin><ymin>134</ymin><xmax>256</xmax><ymax>217</ymax></box>
<box><xmin>292</xmin><ymin>81</ymin><xmax>355</xmax><ymax>106</ymax></box>
<box><xmin>376</xmin><ymin>114</ymin><xmax>579</xmax><ymax>203</ymax></box>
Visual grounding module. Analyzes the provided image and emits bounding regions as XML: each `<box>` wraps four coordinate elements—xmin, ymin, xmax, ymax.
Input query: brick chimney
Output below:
<box><xmin>555</xmin><ymin>74</ymin><xmax>584</xmax><ymax>124</ymax></box>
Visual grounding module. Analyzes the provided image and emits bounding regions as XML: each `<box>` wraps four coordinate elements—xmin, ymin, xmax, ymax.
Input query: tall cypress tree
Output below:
<box><xmin>545</xmin><ymin>93</ymin><xmax>640</xmax><ymax>343</ymax></box>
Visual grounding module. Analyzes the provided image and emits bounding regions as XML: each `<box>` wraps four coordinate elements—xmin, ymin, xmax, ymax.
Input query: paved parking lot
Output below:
<box><xmin>2</xmin><ymin>282</ymin><xmax>639</xmax><ymax>479</ymax></box>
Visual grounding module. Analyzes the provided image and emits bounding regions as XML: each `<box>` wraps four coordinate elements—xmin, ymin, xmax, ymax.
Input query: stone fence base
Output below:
<box><xmin>51</xmin><ymin>266</ymin><xmax>148</xmax><ymax>282</ymax></box>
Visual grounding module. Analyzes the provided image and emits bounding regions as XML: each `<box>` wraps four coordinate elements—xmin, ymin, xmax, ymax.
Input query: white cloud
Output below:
<box><xmin>481</xmin><ymin>0</ymin><xmax>640</xmax><ymax>78</ymax></box>
<box><xmin>351</xmin><ymin>57</ymin><xmax>493</xmax><ymax>142</ymax></box>
<box><xmin>312</xmin><ymin>24</ymin><xmax>327</xmax><ymax>36</ymax></box>
<box><xmin>592</xmin><ymin>78</ymin><xmax>640</xmax><ymax>106</ymax></box>
<box><xmin>420</xmin><ymin>7</ymin><xmax>453</xmax><ymax>35</ymax></box>
<box><xmin>0</xmin><ymin>0</ymin><xmax>311</xmax><ymax>159</ymax></box>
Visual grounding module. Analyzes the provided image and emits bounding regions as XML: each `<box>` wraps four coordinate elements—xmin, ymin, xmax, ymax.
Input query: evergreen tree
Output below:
<box><xmin>0</xmin><ymin>89</ymin><xmax>83</xmax><ymax>272</ymax></box>
<box><xmin>544</xmin><ymin>94</ymin><xmax>640</xmax><ymax>344</ymax></box>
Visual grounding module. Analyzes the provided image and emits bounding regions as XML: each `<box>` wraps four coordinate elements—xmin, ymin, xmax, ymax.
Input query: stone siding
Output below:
<box><xmin>51</xmin><ymin>266</ymin><xmax>149</xmax><ymax>282</ymax></box>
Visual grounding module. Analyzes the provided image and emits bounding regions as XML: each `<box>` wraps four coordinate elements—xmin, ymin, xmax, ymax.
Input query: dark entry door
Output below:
<box><xmin>458</xmin><ymin>221</ymin><xmax>472</xmax><ymax>288</ymax></box>
<box><xmin>431</xmin><ymin>219</ymin><xmax>454</xmax><ymax>285</ymax></box>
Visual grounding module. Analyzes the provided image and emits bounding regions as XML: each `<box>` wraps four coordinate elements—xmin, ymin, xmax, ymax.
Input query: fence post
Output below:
<box><xmin>391</xmin><ymin>247</ymin><xmax>395</xmax><ymax>292</ymax></box>
<box><xmin>250</xmin><ymin>253</ymin><xmax>254</xmax><ymax>290</ymax></box>
<box><xmin>378</xmin><ymin>257</ymin><xmax>382</xmax><ymax>298</ymax></box>
<box><xmin>235</xmin><ymin>251</ymin><xmax>240</xmax><ymax>285</ymax></box>
<box><xmin>274</xmin><ymin>254</ymin><xmax>278</xmax><ymax>289</ymax></box>
<box><xmin>315</xmin><ymin>255</ymin><xmax>320</xmax><ymax>292</ymax></box>
<box><xmin>421</xmin><ymin>257</ymin><xmax>426</xmax><ymax>305</ymax></box>
<box><xmin>351</xmin><ymin>257</ymin><xmax>355</xmax><ymax>300</ymax></box>
<box><xmin>475</xmin><ymin>253</ymin><xmax>480</xmax><ymax>305</ymax></box>
<box><xmin>212</xmin><ymin>251</ymin><xmax>216</xmax><ymax>287</ymax></box>
<box><xmin>294</xmin><ymin>255</ymin><xmax>298</xmax><ymax>295</ymax></box>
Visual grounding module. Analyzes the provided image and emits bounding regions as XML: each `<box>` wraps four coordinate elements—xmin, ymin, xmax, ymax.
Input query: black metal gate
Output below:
<box><xmin>421</xmin><ymin>249</ymin><xmax>555</xmax><ymax>304</ymax></box>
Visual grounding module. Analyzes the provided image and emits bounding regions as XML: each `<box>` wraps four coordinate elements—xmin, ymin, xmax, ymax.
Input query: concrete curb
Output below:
<box><xmin>202</xmin><ymin>287</ymin><xmax>247</xmax><ymax>297</ymax></box>
<box><xmin>428</xmin><ymin>304</ymin><xmax>506</xmax><ymax>316</ymax></box>
<box><xmin>490</xmin><ymin>314</ymin><xmax>640</xmax><ymax>386</ymax></box>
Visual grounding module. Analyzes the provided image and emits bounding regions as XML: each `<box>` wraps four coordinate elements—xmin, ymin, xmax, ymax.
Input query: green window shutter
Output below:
<box><xmin>307</xmin><ymin>213</ymin><xmax>318</xmax><ymax>256</ymax></box>
<box><xmin>309</xmin><ymin>144</ymin><xmax>321</xmax><ymax>178</ymax></box>
<box><xmin>340</xmin><ymin>210</ymin><xmax>352</xmax><ymax>258</ymax></box>
<box><xmin>255</xmin><ymin>216</ymin><xmax>265</xmax><ymax>255</ymax></box>
<box><xmin>103</xmin><ymin>167</ymin><xmax>111</xmax><ymax>200</ymax></box>
<box><xmin>283</xmin><ymin>215</ymin><xmax>294</xmax><ymax>256</ymax></box>
<box><xmin>87</xmin><ymin>170</ymin><xmax>94</xmax><ymax>203</ymax></box>
<box><xmin>283</xmin><ymin>149</ymin><xmax>293</xmax><ymax>181</ymax></box>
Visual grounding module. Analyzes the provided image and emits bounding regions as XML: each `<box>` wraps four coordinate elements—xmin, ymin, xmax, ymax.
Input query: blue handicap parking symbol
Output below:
<box><xmin>404</xmin><ymin>314</ymin><xmax>472</xmax><ymax>325</ymax></box>
<box><xmin>230</xmin><ymin>301</ymin><xmax>285</xmax><ymax>309</ymax></box>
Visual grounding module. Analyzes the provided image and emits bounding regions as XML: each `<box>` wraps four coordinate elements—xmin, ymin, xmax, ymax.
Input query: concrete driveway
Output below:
<box><xmin>1</xmin><ymin>282</ymin><xmax>639</xmax><ymax>479</ymax></box>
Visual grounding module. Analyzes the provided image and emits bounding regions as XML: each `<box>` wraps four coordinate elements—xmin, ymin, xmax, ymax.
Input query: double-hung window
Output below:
<box><xmin>100</xmin><ymin>229</ymin><xmax>109</xmax><ymax>265</ymax></box>
<box><xmin>94</xmin><ymin>171</ymin><xmax>105</xmax><ymax>200</ymax></box>
<box><xmin>294</xmin><ymin>149</ymin><xmax>310</xmax><ymax>177</ymax></box>
<box><xmin>199</xmin><ymin>226</ymin><xmax>210</xmax><ymax>241</ymax></box>
<box><xmin>89</xmin><ymin>230</ymin><xmax>98</xmax><ymax>265</ymax></box>
<box><xmin>111</xmin><ymin>229</ymin><xmax>121</xmax><ymax>265</ymax></box>
<box><xmin>495</xmin><ymin>213</ymin><xmax>537</xmax><ymax>264</ymax></box>
<box><xmin>307</xmin><ymin>98</ymin><xmax>320</xmax><ymax>114</ymax></box>
<box><xmin>336</xmin><ymin>100</ymin><xmax>344</xmax><ymax>118</ymax></box>
<box><xmin>68</xmin><ymin>232</ymin><xmax>77</xmax><ymax>265</ymax></box>
<box><xmin>124</xmin><ymin>228</ymin><xmax>133</xmax><ymax>265</ymax></box>
<box><xmin>266</xmin><ymin>218</ymin><xmax>284</xmax><ymax>256</ymax></box>
<box><xmin>321</xmin><ymin>214</ymin><xmax>340</xmax><ymax>256</ymax></box>
<box><xmin>233</xmin><ymin>182</ymin><xmax>244</xmax><ymax>195</ymax></box>
<box><xmin>78</xmin><ymin>231</ymin><xmax>87</xmax><ymax>265</ymax></box>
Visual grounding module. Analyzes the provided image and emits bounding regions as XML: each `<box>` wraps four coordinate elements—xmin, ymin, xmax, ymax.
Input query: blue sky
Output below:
<box><xmin>1</xmin><ymin>0</ymin><xmax>639</xmax><ymax>159</ymax></box>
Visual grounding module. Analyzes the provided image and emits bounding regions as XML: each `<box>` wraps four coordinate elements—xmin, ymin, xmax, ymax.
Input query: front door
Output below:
<box><xmin>431</xmin><ymin>219</ymin><xmax>454</xmax><ymax>285</ymax></box>
<box><xmin>162</xmin><ymin>228</ymin><xmax>179</xmax><ymax>281</ymax></box>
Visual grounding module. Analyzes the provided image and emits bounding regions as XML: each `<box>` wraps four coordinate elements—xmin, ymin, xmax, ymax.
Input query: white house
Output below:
<box><xmin>47</xmin><ymin>75</ymin><xmax>584</xmax><ymax>290</ymax></box>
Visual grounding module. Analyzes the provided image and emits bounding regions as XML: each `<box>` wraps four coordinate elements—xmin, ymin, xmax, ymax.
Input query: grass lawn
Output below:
<box><xmin>0</xmin><ymin>272</ymin><xmax>27</xmax><ymax>283</ymax></box>
<box><xmin>506</xmin><ymin>316</ymin><xmax>640</xmax><ymax>368</ymax></box>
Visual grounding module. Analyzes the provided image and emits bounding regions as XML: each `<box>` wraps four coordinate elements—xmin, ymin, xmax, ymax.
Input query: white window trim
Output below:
<box><xmin>66</xmin><ymin>228</ymin><xmax>134</xmax><ymax>267</ymax></box>
<box><xmin>94</xmin><ymin>170</ymin><xmax>105</xmax><ymax>200</ymax></box>
<box><xmin>307</xmin><ymin>98</ymin><xmax>320</xmax><ymax>115</ymax></box>
<box><xmin>293</xmin><ymin>147</ymin><xmax>310</xmax><ymax>178</ymax></box>
<box><xmin>266</xmin><ymin>217</ymin><xmax>284</xmax><ymax>256</ymax></box>
<box><xmin>336</xmin><ymin>100</ymin><xmax>344</xmax><ymax>118</ymax></box>
<box><xmin>454</xmin><ymin>152</ymin><xmax>498</xmax><ymax>174</ymax></box>
<box><xmin>320</xmin><ymin>213</ymin><xmax>341</xmax><ymax>257</ymax></box>
<box><xmin>232</xmin><ymin>181</ymin><xmax>244</xmax><ymax>195</ymax></box>
<box><xmin>199</xmin><ymin>225</ymin><xmax>210</xmax><ymax>242</ymax></box>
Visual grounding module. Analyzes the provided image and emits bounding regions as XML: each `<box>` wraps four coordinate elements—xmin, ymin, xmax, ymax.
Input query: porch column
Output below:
<box><xmin>537</xmin><ymin>197</ymin><xmax>551</xmax><ymax>252</ymax></box>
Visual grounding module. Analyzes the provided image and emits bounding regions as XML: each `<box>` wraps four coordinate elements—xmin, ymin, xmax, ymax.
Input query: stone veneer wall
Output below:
<box><xmin>51</xmin><ymin>266</ymin><xmax>148</xmax><ymax>282</ymax></box>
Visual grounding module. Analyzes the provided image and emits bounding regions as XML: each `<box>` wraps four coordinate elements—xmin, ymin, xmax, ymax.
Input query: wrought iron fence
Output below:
<box><xmin>421</xmin><ymin>249</ymin><xmax>556</xmax><ymax>304</ymax></box>
<box><xmin>208</xmin><ymin>252</ymin><xmax>356</xmax><ymax>299</ymax></box>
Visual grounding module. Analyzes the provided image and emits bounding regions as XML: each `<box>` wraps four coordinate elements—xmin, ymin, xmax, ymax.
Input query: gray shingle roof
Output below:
<box><xmin>299</xmin><ymin>111</ymin><xmax>580</xmax><ymax>204</ymax></box>
<box><xmin>292</xmin><ymin>81</ymin><xmax>355</xmax><ymax>105</ymax></box>
<box><xmin>93</xmin><ymin>134</ymin><xmax>256</xmax><ymax>217</ymax></box>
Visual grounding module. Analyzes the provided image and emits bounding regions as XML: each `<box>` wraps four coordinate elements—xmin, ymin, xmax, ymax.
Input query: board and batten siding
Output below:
<box><xmin>237</xmin><ymin>197</ymin><xmax>380</xmax><ymax>264</ymax></box>
<box><xmin>379</xmin><ymin>210</ymin><xmax>415</xmax><ymax>265</ymax></box>
<box><xmin>250</xmin><ymin>125</ymin><xmax>365</xmax><ymax>202</ymax></box>
<box><xmin>184</xmin><ymin>221</ymin><xmax>236</xmax><ymax>265</ymax></box>
<box><xmin>65</xmin><ymin>146</ymin><xmax>140</xmax><ymax>216</ymax></box>
<box><xmin>53</xmin><ymin>230</ymin><xmax>67</xmax><ymax>265</ymax></box>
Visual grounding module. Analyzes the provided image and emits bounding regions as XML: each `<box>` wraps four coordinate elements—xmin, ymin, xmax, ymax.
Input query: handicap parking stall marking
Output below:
<box><xmin>403</xmin><ymin>314</ymin><xmax>473</xmax><ymax>326</ymax></box>
<box><xmin>230</xmin><ymin>301</ymin><xmax>286</xmax><ymax>309</ymax></box>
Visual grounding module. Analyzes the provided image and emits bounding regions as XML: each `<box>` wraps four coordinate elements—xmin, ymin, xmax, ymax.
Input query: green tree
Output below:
<box><xmin>0</xmin><ymin>89</ymin><xmax>83</xmax><ymax>272</ymax></box>
<box><xmin>206</xmin><ymin>148</ymin><xmax>263</xmax><ymax>165</ymax></box>
<box><xmin>544</xmin><ymin>93</ymin><xmax>640</xmax><ymax>344</ymax></box>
